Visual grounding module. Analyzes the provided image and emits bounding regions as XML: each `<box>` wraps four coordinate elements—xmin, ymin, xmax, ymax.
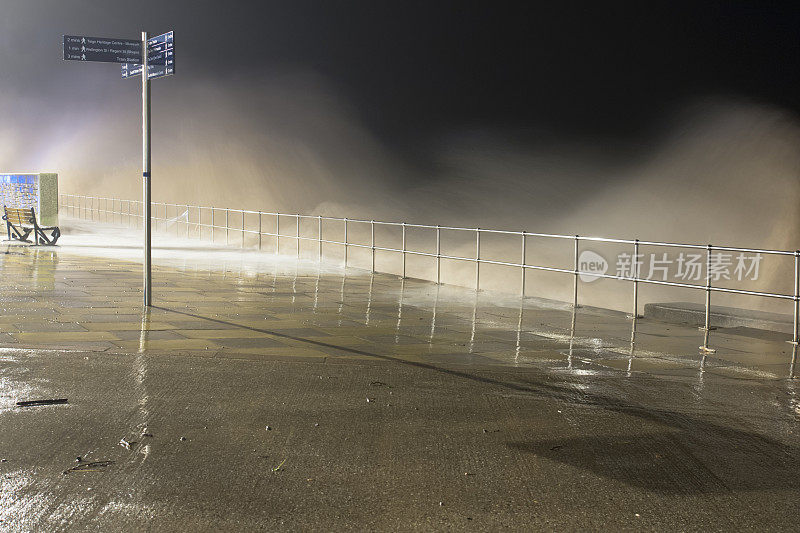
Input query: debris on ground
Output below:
<box><xmin>75</xmin><ymin>457</ymin><xmax>82</xmax><ymax>463</ymax></box>
<box><xmin>265</xmin><ymin>425</ymin><xmax>272</xmax><ymax>431</ymax></box>
<box><xmin>272</xmin><ymin>459</ymin><xmax>286</xmax><ymax>473</ymax></box>
<box><xmin>16</xmin><ymin>398</ymin><xmax>68</xmax><ymax>407</ymax></box>
<box><xmin>366</xmin><ymin>398</ymin><xmax>374</xmax><ymax>403</ymax></box>
<box><xmin>119</xmin><ymin>438</ymin><xmax>134</xmax><ymax>450</ymax></box>
<box><xmin>369</xmin><ymin>381</ymin><xmax>390</xmax><ymax>388</ymax></box>
<box><xmin>63</xmin><ymin>460</ymin><xmax>114</xmax><ymax>475</ymax></box>
<box><xmin>179</xmin><ymin>436</ymin><xmax>187</xmax><ymax>442</ymax></box>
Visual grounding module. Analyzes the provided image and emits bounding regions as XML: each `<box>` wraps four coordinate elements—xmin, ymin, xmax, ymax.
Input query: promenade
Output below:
<box><xmin>1</xmin><ymin>220</ymin><xmax>798</xmax><ymax>530</ymax></box>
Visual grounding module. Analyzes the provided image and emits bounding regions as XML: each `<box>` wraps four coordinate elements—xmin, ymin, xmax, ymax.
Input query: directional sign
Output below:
<box><xmin>145</xmin><ymin>31</ymin><xmax>173</xmax><ymax>66</ymax></box>
<box><xmin>147</xmin><ymin>48</ymin><xmax>174</xmax><ymax>65</ymax></box>
<box><xmin>147</xmin><ymin>30</ymin><xmax>173</xmax><ymax>47</ymax></box>
<box><xmin>122</xmin><ymin>31</ymin><xmax>174</xmax><ymax>80</ymax></box>
<box><xmin>63</xmin><ymin>35</ymin><xmax>141</xmax><ymax>63</ymax></box>
<box><xmin>122</xmin><ymin>63</ymin><xmax>175</xmax><ymax>80</ymax></box>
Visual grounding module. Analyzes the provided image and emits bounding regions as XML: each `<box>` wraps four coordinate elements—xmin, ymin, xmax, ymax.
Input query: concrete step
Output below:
<box><xmin>644</xmin><ymin>301</ymin><xmax>795</xmax><ymax>334</ymax></box>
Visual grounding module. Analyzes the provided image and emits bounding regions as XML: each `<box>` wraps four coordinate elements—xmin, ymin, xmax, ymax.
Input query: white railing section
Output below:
<box><xmin>59</xmin><ymin>193</ymin><xmax>800</xmax><ymax>351</ymax></box>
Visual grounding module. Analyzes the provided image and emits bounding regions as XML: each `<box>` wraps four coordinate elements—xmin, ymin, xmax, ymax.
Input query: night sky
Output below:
<box><xmin>3</xmin><ymin>1</ymin><xmax>799</xmax><ymax>144</ymax></box>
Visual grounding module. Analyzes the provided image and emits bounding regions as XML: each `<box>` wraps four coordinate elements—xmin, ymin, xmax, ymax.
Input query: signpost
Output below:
<box><xmin>63</xmin><ymin>31</ymin><xmax>174</xmax><ymax>307</ymax></box>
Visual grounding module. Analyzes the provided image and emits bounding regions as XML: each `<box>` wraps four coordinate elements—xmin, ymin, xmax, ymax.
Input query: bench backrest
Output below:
<box><xmin>3</xmin><ymin>206</ymin><xmax>36</xmax><ymax>226</ymax></box>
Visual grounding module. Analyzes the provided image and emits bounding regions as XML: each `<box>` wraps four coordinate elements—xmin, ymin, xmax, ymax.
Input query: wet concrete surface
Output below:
<box><xmin>1</xmin><ymin>221</ymin><xmax>799</xmax><ymax>530</ymax></box>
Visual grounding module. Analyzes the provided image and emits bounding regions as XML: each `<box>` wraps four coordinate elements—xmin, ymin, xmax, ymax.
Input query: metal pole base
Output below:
<box><xmin>699</xmin><ymin>346</ymin><xmax>717</xmax><ymax>354</ymax></box>
<box><xmin>698</xmin><ymin>326</ymin><xmax>717</xmax><ymax>331</ymax></box>
<box><xmin>626</xmin><ymin>314</ymin><xmax>642</xmax><ymax>320</ymax></box>
<box><xmin>786</xmin><ymin>340</ymin><xmax>799</xmax><ymax>346</ymax></box>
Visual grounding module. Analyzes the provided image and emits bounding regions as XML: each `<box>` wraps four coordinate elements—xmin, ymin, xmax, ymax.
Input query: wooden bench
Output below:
<box><xmin>3</xmin><ymin>206</ymin><xmax>60</xmax><ymax>245</ymax></box>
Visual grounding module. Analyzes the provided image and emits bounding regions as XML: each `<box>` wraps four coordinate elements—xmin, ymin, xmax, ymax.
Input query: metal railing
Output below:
<box><xmin>59</xmin><ymin>193</ymin><xmax>800</xmax><ymax>351</ymax></box>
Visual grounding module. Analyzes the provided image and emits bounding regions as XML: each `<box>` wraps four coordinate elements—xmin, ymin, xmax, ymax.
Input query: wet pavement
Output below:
<box><xmin>1</xmin><ymin>220</ymin><xmax>799</xmax><ymax>530</ymax></box>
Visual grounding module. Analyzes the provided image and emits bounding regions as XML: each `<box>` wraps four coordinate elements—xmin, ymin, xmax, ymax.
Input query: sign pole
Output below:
<box><xmin>63</xmin><ymin>29</ymin><xmax>173</xmax><ymax>307</ymax></box>
<box><xmin>142</xmin><ymin>30</ymin><xmax>152</xmax><ymax>306</ymax></box>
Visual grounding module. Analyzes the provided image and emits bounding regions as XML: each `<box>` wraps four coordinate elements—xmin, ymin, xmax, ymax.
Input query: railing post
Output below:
<box><xmin>343</xmin><ymin>217</ymin><xmax>348</xmax><ymax>268</ymax></box>
<box><xmin>296</xmin><ymin>214</ymin><xmax>300</xmax><ymax>257</ymax></box>
<box><xmin>573</xmin><ymin>235</ymin><xmax>579</xmax><ymax>309</ymax></box>
<box><xmin>225</xmin><ymin>208</ymin><xmax>230</xmax><ymax>245</ymax></box>
<box><xmin>793</xmin><ymin>251</ymin><xmax>799</xmax><ymax>345</ymax></box>
<box><xmin>241</xmin><ymin>210</ymin><xmax>245</xmax><ymax>248</ymax></box>
<box><xmin>520</xmin><ymin>231</ymin><xmax>526</xmax><ymax>297</ymax></box>
<box><xmin>211</xmin><ymin>208</ymin><xmax>215</xmax><ymax>243</ymax></box>
<box><xmin>258</xmin><ymin>211</ymin><xmax>262</xmax><ymax>251</ymax></box>
<box><xmin>186</xmin><ymin>205</ymin><xmax>190</xmax><ymax>239</ymax></box>
<box><xmin>436</xmin><ymin>225</ymin><xmax>441</xmax><ymax>284</ymax></box>
<box><xmin>630</xmin><ymin>239</ymin><xmax>640</xmax><ymax>319</ymax></box>
<box><xmin>475</xmin><ymin>228</ymin><xmax>481</xmax><ymax>291</ymax></box>
<box><xmin>318</xmin><ymin>215</ymin><xmax>322</xmax><ymax>261</ymax></box>
<box><xmin>402</xmin><ymin>222</ymin><xmax>406</xmax><ymax>278</ymax></box>
<box><xmin>276</xmin><ymin>213</ymin><xmax>280</xmax><ymax>255</ymax></box>
<box><xmin>700</xmin><ymin>244</ymin><xmax>715</xmax><ymax>353</ymax></box>
<box><xmin>371</xmin><ymin>220</ymin><xmax>375</xmax><ymax>273</ymax></box>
